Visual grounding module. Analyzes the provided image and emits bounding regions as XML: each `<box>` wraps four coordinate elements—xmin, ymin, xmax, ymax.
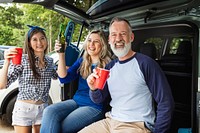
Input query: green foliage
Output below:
<box><xmin>0</xmin><ymin>3</ymin><xmax>88</xmax><ymax>52</ymax></box>
<box><xmin>66</xmin><ymin>0</ymin><xmax>97</xmax><ymax>12</ymax></box>
<box><xmin>0</xmin><ymin>4</ymin><xmax>24</xmax><ymax>46</ymax></box>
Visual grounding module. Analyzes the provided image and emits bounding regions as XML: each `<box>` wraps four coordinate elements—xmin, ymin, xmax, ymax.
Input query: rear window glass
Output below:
<box><xmin>0</xmin><ymin>50</ymin><xmax>3</xmax><ymax>60</ymax></box>
<box><xmin>144</xmin><ymin>37</ymin><xmax>165</xmax><ymax>60</ymax></box>
<box><xmin>167</xmin><ymin>38</ymin><xmax>192</xmax><ymax>55</ymax></box>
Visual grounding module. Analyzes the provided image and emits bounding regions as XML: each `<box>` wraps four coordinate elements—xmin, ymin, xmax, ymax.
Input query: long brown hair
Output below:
<box><xmin>79</xmin><ymin>29</ymin><xmax>111</xmax><ymax>79</ymax></box>
<box><xmin>24</xmin><ymin>29</ymin><xmax>48</xmax><ymax>79</ymax></box>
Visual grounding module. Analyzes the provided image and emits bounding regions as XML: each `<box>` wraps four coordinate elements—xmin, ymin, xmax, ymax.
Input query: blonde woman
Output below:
<box><xmin>40</xmin><ymin>29</ymin><xmax>111</xmax><ymax>133</ymax></box>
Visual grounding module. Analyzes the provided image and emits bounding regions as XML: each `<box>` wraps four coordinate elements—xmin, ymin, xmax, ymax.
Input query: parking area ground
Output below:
<box><xmin>0</xmin><ymin>115</ymin><xmax>14</xmax><ymax>133</ymax></box>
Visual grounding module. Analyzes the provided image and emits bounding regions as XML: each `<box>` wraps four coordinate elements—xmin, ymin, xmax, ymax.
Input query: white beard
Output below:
<box><xmin>110</xmin><ymin>42</ymin><xmax>132</xmax><ymax>58</ymax></box>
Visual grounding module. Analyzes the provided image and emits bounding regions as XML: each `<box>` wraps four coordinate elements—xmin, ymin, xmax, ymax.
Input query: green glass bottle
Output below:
<box><xmin>57</xmin><ymin>23</ymin><xmax>66</xmax><ymax>53</ymax></box>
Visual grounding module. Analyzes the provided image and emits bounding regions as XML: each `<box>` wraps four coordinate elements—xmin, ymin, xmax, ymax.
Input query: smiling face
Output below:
<box><xmin>109</xmin><ymin>21</ymin><xmax>134</xmax><ymax>59</ymax></box>
<box><xmin>30</xmin><ymin>32</ymin><xmax>47</xmax><ymax>55</ymax></box>
<box><xmin>86</xmin><ymin>33</ymin><xmax>102</xmax><ymax>57</ymax></box>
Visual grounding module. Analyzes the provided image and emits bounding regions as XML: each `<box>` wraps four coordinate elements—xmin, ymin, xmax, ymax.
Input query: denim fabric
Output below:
<box><xmin>40</xmin><ymin>99</ymin><xmax>104</xmax><ymax>133</ymax></box>
<box><xmin>12</xmin><ymin>101</ymin><xmax>48</xmax><ymax>126</ymax></box>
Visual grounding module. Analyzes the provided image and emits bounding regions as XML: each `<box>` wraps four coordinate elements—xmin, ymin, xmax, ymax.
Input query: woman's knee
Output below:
<box><xmin>43</xmin><ymin>105</ymin><xmax>57</xmax><ymax>116</ymax></box>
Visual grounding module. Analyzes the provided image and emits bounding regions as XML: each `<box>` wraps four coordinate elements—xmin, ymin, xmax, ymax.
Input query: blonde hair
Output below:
<box><xmin>79</xmin><ymin>29</ymin><xmax>111</xmax><ymax>79</ymax></box>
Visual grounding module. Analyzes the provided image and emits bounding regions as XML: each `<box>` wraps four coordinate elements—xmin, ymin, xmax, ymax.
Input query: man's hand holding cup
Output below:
<box><xmin>87</xmin><ymin>67</ymin><xmax>110</xmax><ymax>91</ymax></box>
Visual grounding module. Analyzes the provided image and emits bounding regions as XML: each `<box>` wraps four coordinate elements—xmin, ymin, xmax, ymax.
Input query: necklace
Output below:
<box><xmin>38</xmin><ymin>60</ymin><xmax>45</xmax><ymax>68</ymax></box>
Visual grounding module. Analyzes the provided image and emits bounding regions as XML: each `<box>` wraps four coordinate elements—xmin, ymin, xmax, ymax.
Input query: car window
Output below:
<box><xmin>168</xmin><ymin>38</ymin><xmax>192</xmax><ymax>55</ymax></box>
<box><xmin>143</xmin><ymin>37</ymin><xmax>165</xmax><ymax>60</ymax></box>
<box><xmin>64</xmin><ymin>0</ymin><xmax>98</xmax><ymax>12</ymax></box>
<box><xmin>0</xmin><ymin>50</ymin><xmax>4</xmax><ymax>60</ymax></box>
<box><xmin>0</xmin><ymin>45</ymin><xmax>15</xmax><ymax>60</ymax></box>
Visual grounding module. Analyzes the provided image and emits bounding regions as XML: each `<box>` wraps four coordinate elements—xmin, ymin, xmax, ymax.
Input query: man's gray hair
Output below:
<box><xmin>109</xmin><ymin>17</ymin><xmax>132</xmax><ymax>32</ymax></box>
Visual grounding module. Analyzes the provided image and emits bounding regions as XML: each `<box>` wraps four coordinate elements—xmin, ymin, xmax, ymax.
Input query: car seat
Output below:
<box><xmin>161</xmin><ymin>40</ymin><xmax>192</xmax><ymax>73</ymax></box>
<box><xmin>177</xmin><ymin>40</ymin><xmax>192</xmax><ymax>55</ymax></box>
<box><xmin>139</xmin><ymin>42</ymin><xmax>157</xmax><ymax>59</ymax></box>
<box><xmin>160</xmin><ymin>40</ymin><xmax>192</xmax><ymax>132</ymax></box>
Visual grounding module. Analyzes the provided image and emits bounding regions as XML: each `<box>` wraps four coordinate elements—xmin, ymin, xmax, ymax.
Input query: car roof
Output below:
<box><xmin>0</xmin><ymin>45</ymin><xmax>15</xmax><ymax>51</ymax></box>
<box><xmin>2</xmin><ymin>0</ymin><xmax>200</xmax><ymax>28</ymax></box>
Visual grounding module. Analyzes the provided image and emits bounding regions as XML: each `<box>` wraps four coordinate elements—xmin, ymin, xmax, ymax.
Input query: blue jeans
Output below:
<box><xmin>40</xmin><ymin>99</ymin><xmax>104</xmax><ymax>133</ymax></box>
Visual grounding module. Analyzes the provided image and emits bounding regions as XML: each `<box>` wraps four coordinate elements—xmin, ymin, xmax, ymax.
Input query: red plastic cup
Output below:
<box><xmin>94</xmin><ymin>67</ymin><xmax>110</xmax><ymax>90</ymax></box>
<box><xmin>12</xmin><ymin>48</ymin><xmax>23</xmax><ymax>65</ymax></box>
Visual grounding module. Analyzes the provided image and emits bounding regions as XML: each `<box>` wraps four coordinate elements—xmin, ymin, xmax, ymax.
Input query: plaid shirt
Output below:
<box><xmin>7</xmin><ymin>54</ymin><xmax>58</xmax><ymax>103</ymax></box>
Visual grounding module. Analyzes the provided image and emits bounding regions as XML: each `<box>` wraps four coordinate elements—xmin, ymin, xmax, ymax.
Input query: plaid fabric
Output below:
<box><xmin>7</xmin><ymin>54</ymin><xmax>58</xmax><ymax>103</ymax></box>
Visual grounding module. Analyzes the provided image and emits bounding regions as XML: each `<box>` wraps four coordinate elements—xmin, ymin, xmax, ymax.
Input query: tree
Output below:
<box><xmin>0</xmin><ymin>4</ymin><xmax>24</xmax><ymax>46</ymax></box>
<box><xmin>20</xmin><ymin>4</ymin><xmax>87</xmax><ymax>52</ymax></box>
<box><xmin>0</xmin><ymin>3</ymin><xmax>88</xmax><ymax>51</ymax></box>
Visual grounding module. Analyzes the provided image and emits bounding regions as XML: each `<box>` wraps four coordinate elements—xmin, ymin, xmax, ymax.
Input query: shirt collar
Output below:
<box><xmin>34</xmin><ymin>55</ymin><xmax>49</xmax><ymax>68</ymax></box>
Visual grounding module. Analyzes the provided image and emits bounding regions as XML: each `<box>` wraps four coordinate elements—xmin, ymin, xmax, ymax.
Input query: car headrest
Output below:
<box><xmin>140</xmin><ymin>42</ymin><xmax>157</xmax><ymax>59</ymax></box>
<box><xmin>177</xmin><ymin>41</ymin><xmax>192</xmax><ymax>55</ymax></box>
